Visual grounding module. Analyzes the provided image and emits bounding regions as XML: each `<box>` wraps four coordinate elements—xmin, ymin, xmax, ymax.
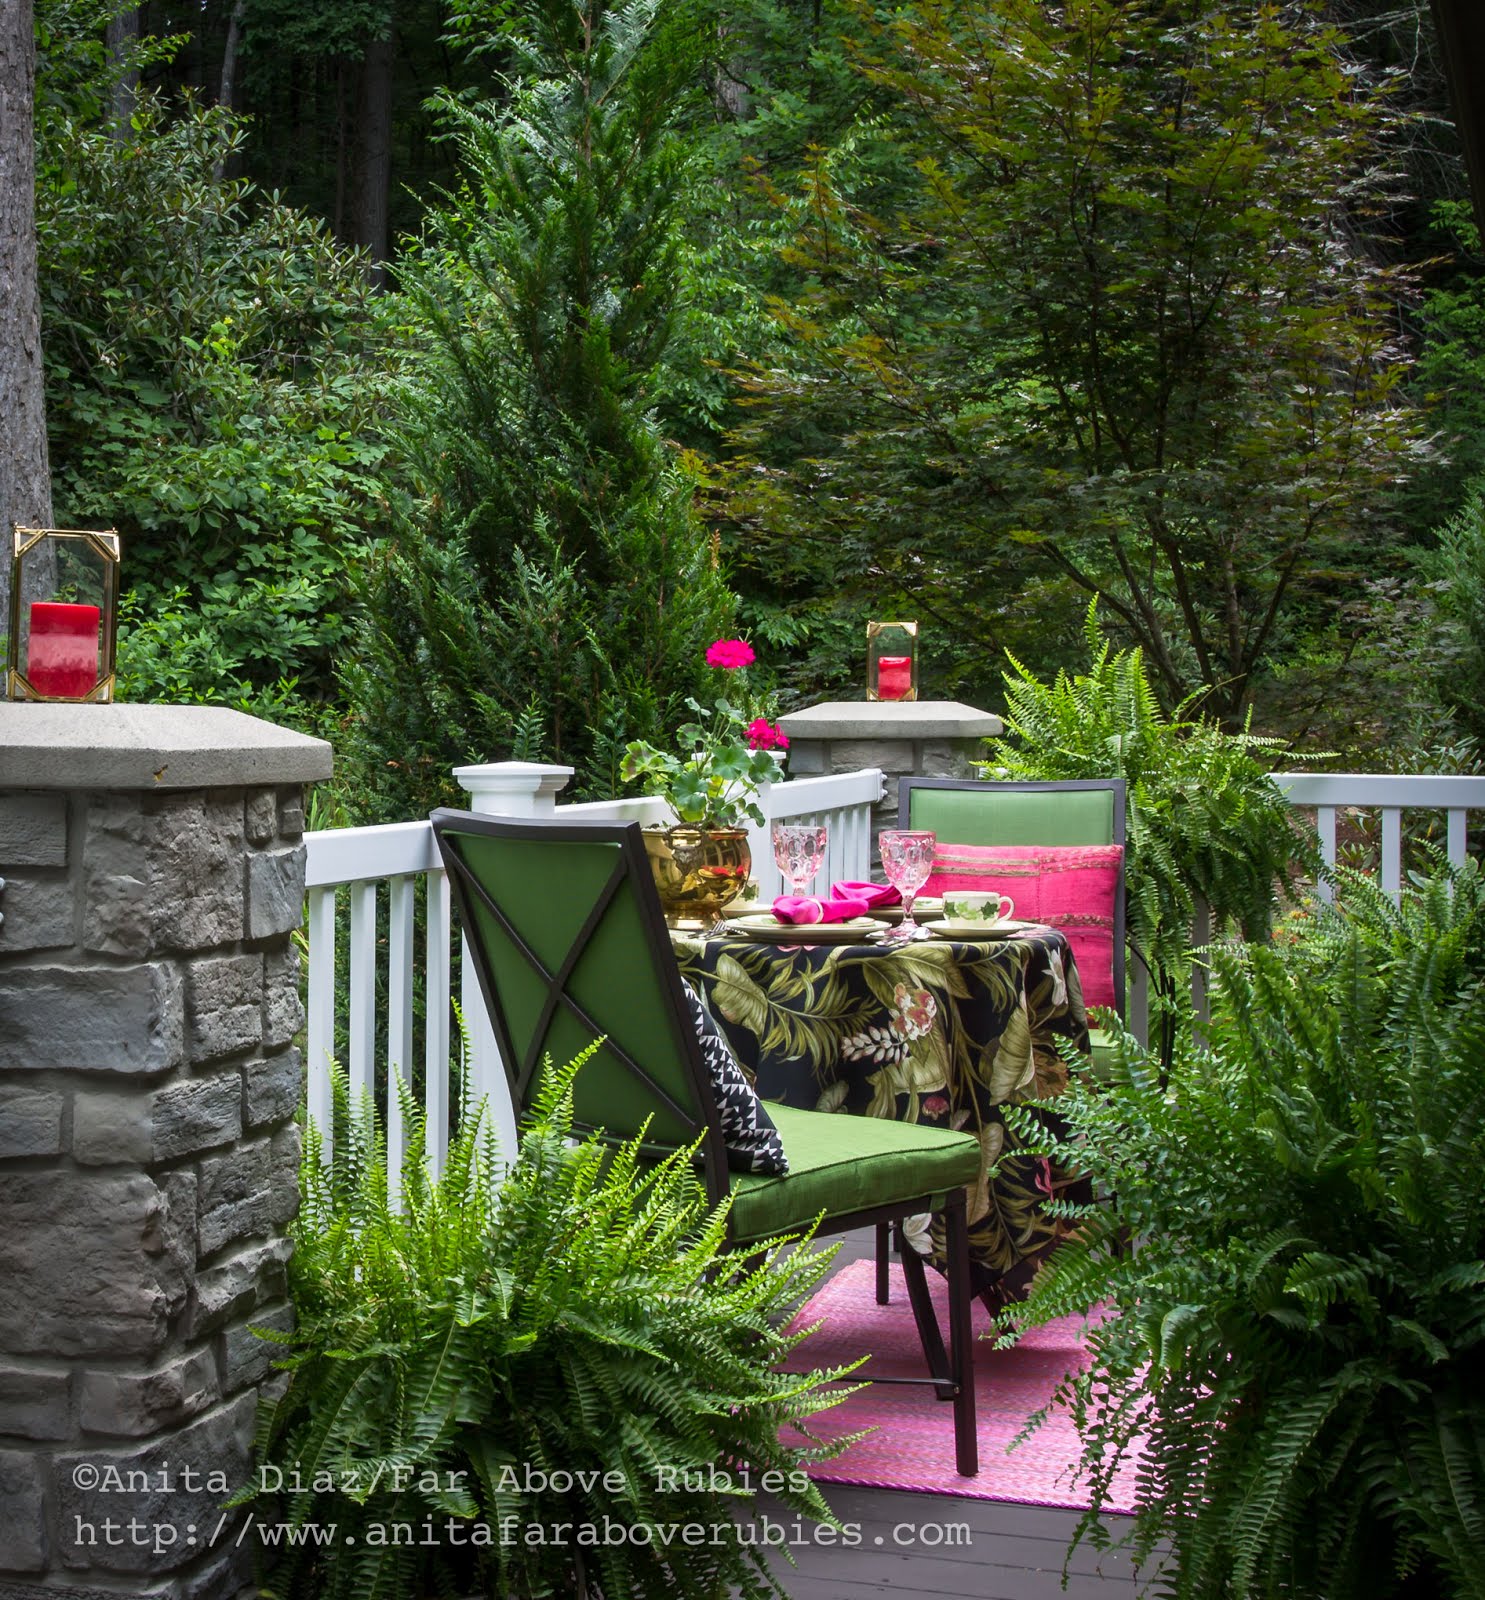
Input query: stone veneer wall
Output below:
<box><xmin>0</xmin><ymin>706</ymin><xmax>331</xmax><ymax>1600</ymax></box>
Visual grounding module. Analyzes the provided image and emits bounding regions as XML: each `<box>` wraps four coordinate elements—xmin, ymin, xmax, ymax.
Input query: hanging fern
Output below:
<box><xmin>235</xmin><ymin>1049</ymin><xmax>860</xmax><ymax>1599</ymax></box>
<box><xmin>1001</xmin><ymin>858</ymin><xmax>1485</xmax><ymax>1599</ymax></box>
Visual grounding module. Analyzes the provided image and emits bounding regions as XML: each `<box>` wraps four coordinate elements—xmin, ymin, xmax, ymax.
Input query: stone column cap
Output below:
<box><xmin>0</xmin><ymin>704</ymin><xmax>333</xmax><ymax>790</ymax></box>
<box><xmin>779</xmin><ymin>700</ymin><xmax>1003</xmax><ymax>740</ymax></box>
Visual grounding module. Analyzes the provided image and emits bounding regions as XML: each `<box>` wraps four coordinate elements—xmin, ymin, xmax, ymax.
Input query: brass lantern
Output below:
<box><xmin>7</xmin><ymin>527</ymin><xmax>122</xmax><ymax>703</ymax></box>
<box><xmin>867</xmin><ymin>619</ymin><xmax>918</xmax><ymax>702</ymax></box>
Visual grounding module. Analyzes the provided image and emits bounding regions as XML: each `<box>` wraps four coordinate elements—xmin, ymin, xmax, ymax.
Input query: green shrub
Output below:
<box><xmin>239</xmin><ymin>1049</ymin><xmax>855</xmax><ymax>1599</ymax></box>
<box><xmin>35</xmin><ymin>72</ymin><xmax>395</xmax><ymax>713</ymax></box>
<box><xmin>1420</xmin><ymin>484</ymin><xmax>1485</xmax><ymax>753</ymax></box>
<box><xmin>1005</xmin><ymin>862</ymin><xmax>1485</xmax><ymax>1599</ymax></box>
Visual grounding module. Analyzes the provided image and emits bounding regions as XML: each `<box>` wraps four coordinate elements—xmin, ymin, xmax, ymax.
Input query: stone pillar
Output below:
<box><xmin>778</xmin><ymin>700</ymin><xmax>1003</xmax><ymax>843</ymax></box>
<box><xmin>0</xmin><ymin>705</ymin><xmax>331</xmax><ymax>1600</ymax></box>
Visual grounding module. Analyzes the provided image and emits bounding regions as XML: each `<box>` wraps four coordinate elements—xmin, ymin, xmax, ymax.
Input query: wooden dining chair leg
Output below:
<box><xmin>875</xmin><ymin>1222</ymin><xmax>891</xmax><ymax>1304</ymax></box>
<box><xmin>944</xmin><ymin>1186</ymin><xmax>978</xmax><ymax>1477</ymax></box>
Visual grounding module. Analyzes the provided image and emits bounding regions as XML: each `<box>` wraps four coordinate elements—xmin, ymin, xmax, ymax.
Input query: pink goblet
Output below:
<box><xmin>878</xmin><ymin>829</ymin><xmax>936</xmax><ymax>940</ymax></box>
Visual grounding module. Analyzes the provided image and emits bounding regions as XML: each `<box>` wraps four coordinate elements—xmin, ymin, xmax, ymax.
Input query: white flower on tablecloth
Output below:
<box><xmin>1046</xmin><ymin>946</ymin><xmax>1067</xmax><ymax>1008</ymax></box>
<box><xmin>842</xmin><ymin>1023</ymin><xmax>909</xmax><ymax>1065</ymax></box>
<box><xmin>900</xmin><ymin>1212</ymin><xmax>934</xmax><ymax>1256</ymax></box>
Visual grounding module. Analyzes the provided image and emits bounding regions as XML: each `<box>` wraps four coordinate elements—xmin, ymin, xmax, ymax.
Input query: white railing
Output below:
<box><xmin>301</xmin><ymin>761</ymin><xmax>885</xmax><ymax>1170</ymax></box>
<box><xmin>1273</xmin><ymin>772</ymin><xmax>1485</xmax><ymax>901</ymax></box>
<box><xmin>302</xmin><ymin>764</ymin><xmax>1484</xmax><ymax>1160</ymax></box>
<box><xmin>1118</xmin><ymin>772</ymin><xmax>1485</xmax><ymax>1044</ymax></box>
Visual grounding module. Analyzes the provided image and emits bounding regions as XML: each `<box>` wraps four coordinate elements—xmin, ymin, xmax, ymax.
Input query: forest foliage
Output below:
<box><xmin>24</xmin><ymin>0</ymin><xmax>1485</xmax><ymax>814</ymax></box>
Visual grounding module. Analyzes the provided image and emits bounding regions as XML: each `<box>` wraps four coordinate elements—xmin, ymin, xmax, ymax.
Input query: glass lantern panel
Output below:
<box><xmin>867</xmin><ymin>620</ymin><xmax>918</xmax><ymax>702</ymax></box>
<box><xmin>9</xmin><ymin>528</ymin><xmax>121</xmax><ymax>703</ymax></box>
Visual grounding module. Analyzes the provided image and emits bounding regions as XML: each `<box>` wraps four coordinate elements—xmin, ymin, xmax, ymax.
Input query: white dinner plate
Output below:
<box><xmin>928</xmin><ymin>918</ymin><xmax>1038</xmax><ymax>941</ymax></box>
<box><xmin>723</xmin><ymin>914</ymin><xmax>883</xmax><ymax>945</ymax></box>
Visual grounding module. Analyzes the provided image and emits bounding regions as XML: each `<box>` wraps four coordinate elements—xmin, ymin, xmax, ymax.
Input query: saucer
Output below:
<box><xmin>928</xmin><ymin>918</ymin><xmax>1036</xmax><ymax>941</ymax></box>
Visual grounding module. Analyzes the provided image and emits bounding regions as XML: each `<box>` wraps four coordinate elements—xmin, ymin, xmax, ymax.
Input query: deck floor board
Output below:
<box><xmin>744</xmin><ymin>1231</ymin><xmax>1147</xmax><ymax>1598</ymax></box>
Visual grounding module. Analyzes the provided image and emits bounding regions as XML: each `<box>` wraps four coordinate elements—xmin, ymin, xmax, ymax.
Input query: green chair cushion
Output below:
<box><xmin>908</xmin><ymin>786</ymin><xmax>1114</xmax><ymax>847</ymax></box>
<box><xmin>727</xmin><ymin>1103</ymin><xmax>981</xmax><ymax>1244</ymax></box>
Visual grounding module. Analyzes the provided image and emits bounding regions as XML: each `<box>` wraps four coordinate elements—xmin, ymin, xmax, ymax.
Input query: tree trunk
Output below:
<box><xmin>104</xmin><ymin>5</ymin><xmax>139</xmax><ymax>141</ymax></box>
<box><xmin>351</xmin><ymin>20</ymin><xmax>395</xmax><ymax>284</ymax></box>
<box><xmin>218</xmin><ymin>0</ymin><xmax>247</xmax><ymax>113</ymax></box>
<box><xmin>334</xmin><ymin>55</ymin><xmax>348</xmax><ymax>241</ymax></box>
<box><xmin>213</xmin><ymin>0</ymin><xmax>248</xmax><ymax>181</ymax></box>
<box><xmin>0</xmin><ymin>0</ymin><xmax>54</xmax><ymax>693</ymax></box>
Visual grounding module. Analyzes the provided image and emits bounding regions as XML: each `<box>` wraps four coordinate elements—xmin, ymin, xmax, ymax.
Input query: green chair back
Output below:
<box><xmin>902</xmin><ymin>778</ymin><xmax>1120</xmax><ymax>847</ymax></box>
<box><xmin>430</xmin><ymin>810</ymin><xmax>730</xmax><ymax>1201</ymax></box>
<box><xmin>899</xmin><ymin>778</ymin><xmax>1127</xmax><ymax>1017</ymax></box>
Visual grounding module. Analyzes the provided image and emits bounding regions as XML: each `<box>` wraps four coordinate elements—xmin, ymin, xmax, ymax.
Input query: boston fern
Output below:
<box><xmin>1004</xmin><ymin>862</ymin><xmax>1485</xmax><ymax>1598</ymax></box>
<box><xmin>988</xmin><ymin>604</ymin><xmax>1315</xmax><ymax>1057</ymax></box>
<box><xmin>236</xmin><ymin>1050</ymin><xmax>856</xmax><ymax>1599</ymax></box>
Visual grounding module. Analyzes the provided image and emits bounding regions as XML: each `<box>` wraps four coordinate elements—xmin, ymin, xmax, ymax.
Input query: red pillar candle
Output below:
<box><xmin>875</xmin><ymin>655</ymin><xmax>913</xmax><ymax>700</ymax></box>
<box><xmin>27</xmin><ymin>601</ymin><xmax>102</xmax><ymax>698</ymax></box>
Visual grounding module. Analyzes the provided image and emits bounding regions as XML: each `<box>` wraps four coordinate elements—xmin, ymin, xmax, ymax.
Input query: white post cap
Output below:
<box><xmin>452</xmin><ymin>760</ymin><xmax>575</xmax><ymax>816</ymax></box>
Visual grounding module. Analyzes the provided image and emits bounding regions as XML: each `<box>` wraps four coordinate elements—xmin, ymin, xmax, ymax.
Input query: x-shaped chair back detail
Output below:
<box><xmin>431</xmin><ymin>809</ymin><xmax>732</xmax><ymax>1205</ymax></box>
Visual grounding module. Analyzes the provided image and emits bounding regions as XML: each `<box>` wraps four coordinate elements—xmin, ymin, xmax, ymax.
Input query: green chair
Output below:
<box><xmin>873</xmin><ymin>777</ymin><xmax>1128</xmax><ymax>1303</ymax></box>
<box><xmin>899</xmin><ymin>776</ymin><xmax>1127</xmax><ymax>1023</ymax></box>
<box><xmin>430</xmin><ymin>808</ymin><xmax>984</xmax><ymax>1477</ymax></box>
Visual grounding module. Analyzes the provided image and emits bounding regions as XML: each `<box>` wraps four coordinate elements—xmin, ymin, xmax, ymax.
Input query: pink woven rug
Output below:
<box><xmin>782</xmin><ymin>1259</ymin><xmax>1144</xmax><ymax>1510</ymax></box>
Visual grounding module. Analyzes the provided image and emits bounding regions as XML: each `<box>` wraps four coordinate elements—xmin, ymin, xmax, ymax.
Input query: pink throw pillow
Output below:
<box><xmin>924</xmin><ymin>843</ymin><xmax>1123</xmax><ymax>1011</ymax></box>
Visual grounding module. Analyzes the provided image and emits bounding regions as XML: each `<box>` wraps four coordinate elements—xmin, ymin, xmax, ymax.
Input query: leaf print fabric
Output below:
<box><xmin>673</xmin><ymin>927</ymin><xmax>1092</xmax><ymax>1309</ymax></box>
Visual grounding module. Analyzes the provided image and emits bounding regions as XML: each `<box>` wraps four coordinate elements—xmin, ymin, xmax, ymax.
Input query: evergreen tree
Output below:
<box><xmin>340</xmin><ymin>0</ymin><xmax>735</xmax><ymax>820</ymax></box>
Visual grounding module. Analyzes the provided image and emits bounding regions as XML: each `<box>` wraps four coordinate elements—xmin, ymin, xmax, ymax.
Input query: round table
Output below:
<box><xmin>672</xmin><ymin>923</ymin><xmax>1092</xmax><ymax>1308</ymax></box>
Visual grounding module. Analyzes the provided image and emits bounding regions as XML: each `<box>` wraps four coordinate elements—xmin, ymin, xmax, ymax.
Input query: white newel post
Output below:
<box><xmin>452</xmin><ymin>762</ymin><xmax>575</xmax><ymax>1164</ymax></box>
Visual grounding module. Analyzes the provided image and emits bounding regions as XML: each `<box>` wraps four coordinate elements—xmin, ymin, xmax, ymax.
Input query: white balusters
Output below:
<box><xmin>305</xmin><ymin>884</ymin><xmax>337</xmax><ymax>1161</ymax></box>
<box><xmin>1448</xmin><ymin>808</ymin><xmax>1469</xmax><ymax>871</ymax></box>
<box><xmin>424</xmin><ymin>870</ymin><xmax>452</xmax><ymax>1178</ymax></box>
<box><xmin>1315</xmin><ymin>805</ymin><xmax>1337</xmax><ymax>905</ymax></box>
<box><xmin>347</xmin><ymin>880</ymin><xmax>377</xmax><ymax>1105</ymax></box>
<box><xmin>386</xmin><ymin>875</ymin><xmax>416</xmax><ymax>1203</ymax></box>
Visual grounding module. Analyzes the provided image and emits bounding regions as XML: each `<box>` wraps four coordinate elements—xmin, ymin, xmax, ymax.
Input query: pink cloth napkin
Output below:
<box><xmin>830</xmin><ymin>880</ymin><xmax>901</xmax><ymax>909</ymax></box>
<box><xmin>771</xmin><ymin>880</ymin><xmax>901</xmax><ymax>924</ymax></box>
<box><xmin>772</xmin><ymin>894</ymin><xmax>871</xmax><ymax>925</ymax></box>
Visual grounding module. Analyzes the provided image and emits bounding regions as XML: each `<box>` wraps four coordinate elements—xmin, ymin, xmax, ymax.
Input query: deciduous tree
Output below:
<box><xmin>724</xmin><ymin>0</ymin><xmax>1424</xmax><ymax>724</ymax></box>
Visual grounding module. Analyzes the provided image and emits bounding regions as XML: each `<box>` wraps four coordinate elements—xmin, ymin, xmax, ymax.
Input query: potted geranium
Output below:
<box><xmin>620</xmin><ymin>638</ymin><xmax>789</xmax><ymax>925</ymax></box>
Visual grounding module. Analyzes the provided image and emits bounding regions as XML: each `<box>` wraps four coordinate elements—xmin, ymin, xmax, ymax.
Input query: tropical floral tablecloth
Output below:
<box><xmin>672</xmin><ymin>926</ymin><xmax>1091</xmax><ymax>1309</ymax></box>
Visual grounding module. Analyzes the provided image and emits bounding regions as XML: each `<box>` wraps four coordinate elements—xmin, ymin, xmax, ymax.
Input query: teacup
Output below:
<box><xmin>943</xmin><ymin>891</ymin><xmax>1014</xmax><ymax>924</ymax></box>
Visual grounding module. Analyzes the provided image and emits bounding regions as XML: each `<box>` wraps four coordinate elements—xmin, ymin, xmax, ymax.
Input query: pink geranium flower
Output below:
<box><xmin>745</xmin><ymin>717</ymin><xmax>789</xmax><ymax>751</ymax></box>
<box><xmin>706</xmin><ymin>638</ymin><xmax>756</xmax><ymax>670</ymax></box>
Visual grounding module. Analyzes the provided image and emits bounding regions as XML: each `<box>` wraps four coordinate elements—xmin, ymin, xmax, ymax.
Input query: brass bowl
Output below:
<box><xmin>642</xmin><ymin>825</ymin><xmax>752</xmax><ymax>929</ymax></box>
